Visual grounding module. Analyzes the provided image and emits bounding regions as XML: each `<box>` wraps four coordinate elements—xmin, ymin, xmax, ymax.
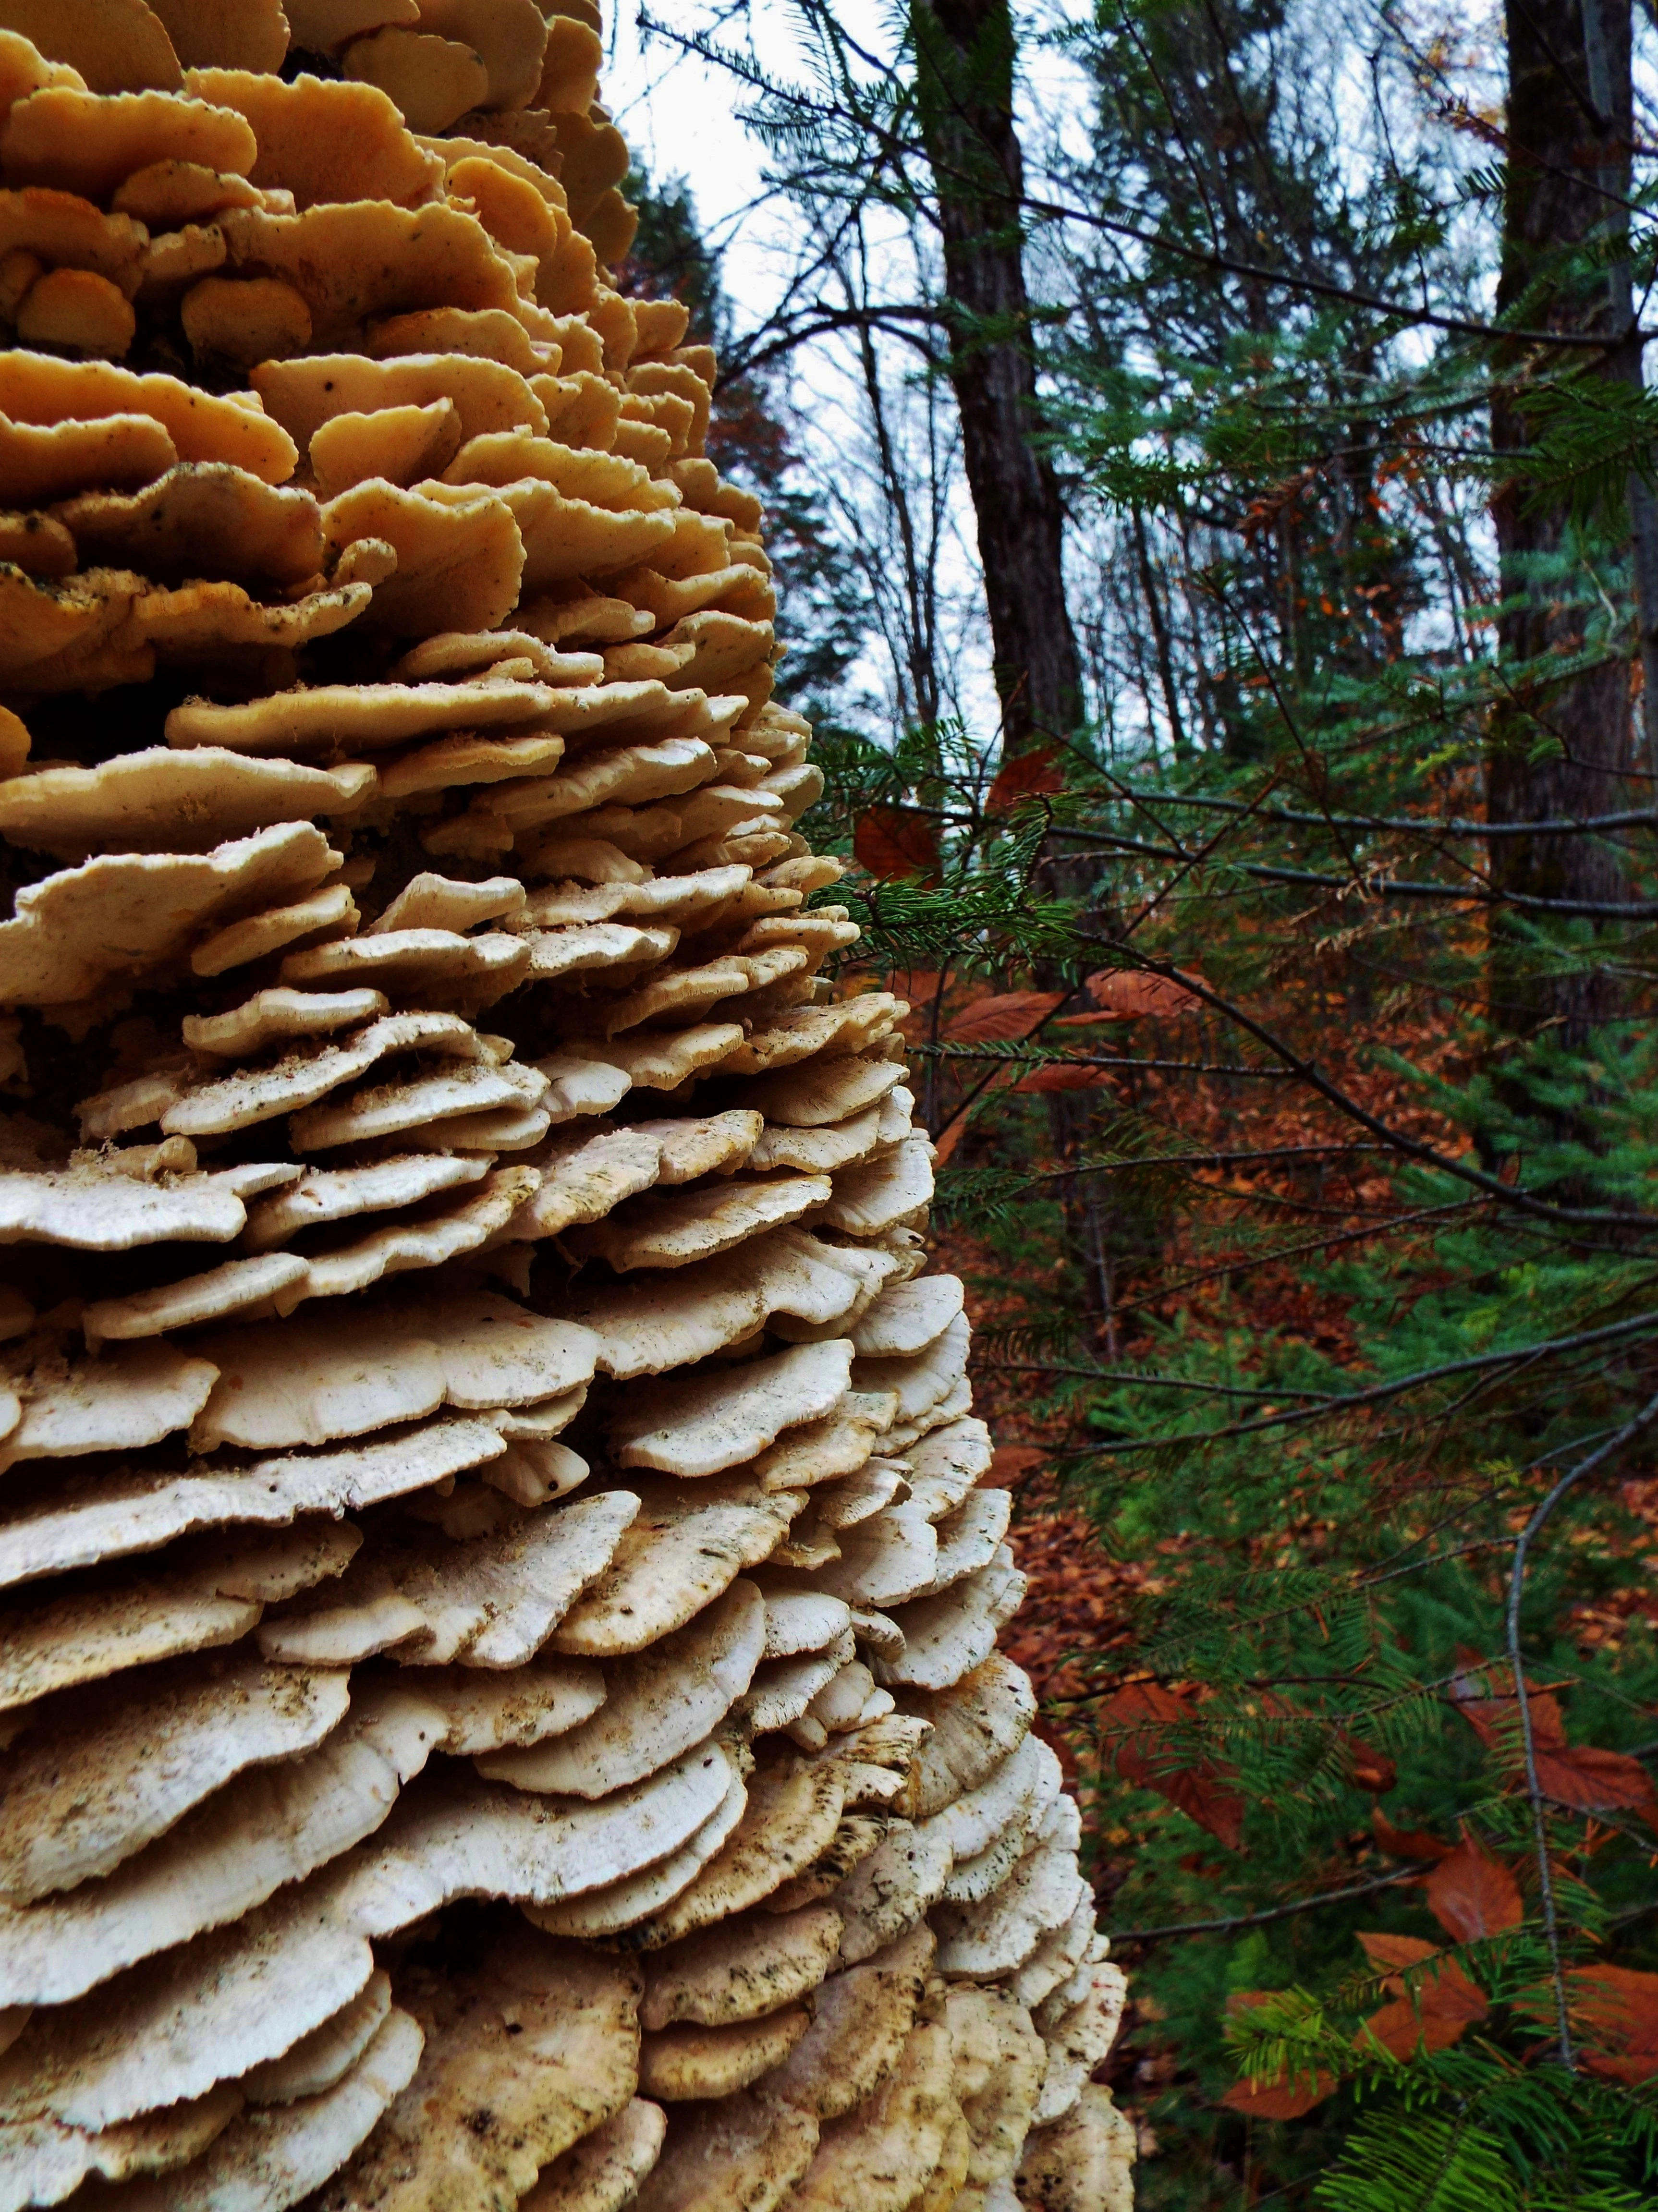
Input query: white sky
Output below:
<box><xmin>601</xmin><ymin>5</ymin><xmax>832</xmax><ymax>329</ymax></box>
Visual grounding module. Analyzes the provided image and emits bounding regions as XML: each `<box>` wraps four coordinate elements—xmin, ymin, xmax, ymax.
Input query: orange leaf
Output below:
<box><xmin>1135</xmin><ymin>1759</ymin><xmax>1246</xmax><ymax>1851</ymax></box>
<box><xmin>1449</xmin><ymin>1657</ymin><xmax>1567</xmax><ymax>1752</ymax></box>
<box><xmin>1413</xmin><ymin>1957</ymin><xmax>1489</xmax><ymax>2024</ymax></box>
<box><xmin>1347</xmin><ymin>1739</ymin><xmax>1397</xmax><ymax>1794</ymax></box>
<box><xmin>1585</xmin><ymin>2052</ymin><xmax>1658</xmax><ymax>2085</ymax></box>
<box><xmin>1356</xmin><ymin>1931</ymin><xmax>1440</xmax><ymax>1973</ymax></box>
<box><xmin>1426</xmin><ymin>1838</ymin><xmax>1524</xmax><ymax>1942</ymax></box>
<box><xmin>941</xmin><ymin>991</ymin><xmax>1066</xmax><ymax>1045</ymax></box>
<box><xmin>990</xmin><ymin>1445</ymin><xmax>1048</xmax><ymax>1483</ymax></box>
<box><xmin>929</xmin><ymin>1063</ymin><xmax>1023</xmax><ymax>1165</ymax></box>
<box><xmin>1566</xmin><ymin>1964</ymin><xmax>1658</xmax><ymax>2049</ymax></box>
<box><xmin>1103</xmin><ymin>1680</ymin><xmax>1192</xmax><ymax>1731</ymax></box>
<box><xmin>1372</xmin><ymin>1808</ymin><xmax>1454</xmax><ymax>1862</ymax></box>
<box><xmin>987</xmin><ymin>743</ymin><xmax>1064</xmax><ymax>811</ymax></box>
<box><xmin>1515</xmin><ymin>1969</ymin><xmax>1658</xmax><ymax>2079</ymax></box>
<box><xmin>1013</xmin><ymin>1063</ymin><xmax>1114</xmax><ymax>1093</ymax></box>
<box><xmin>890</xmin><ymin>968</ymin><xmax>941</xmax><ymax>1017</ymax></box>
<box><xmin>931</xmin><ymin>1113</ymin><xmax>970</xmax><ymax>1168</ymax></box>
<box><xmin>1083</xmin><ymin>968</ymin><xmax>1205</xmax><ymax>1018</ymax></box>
<box><xmin>854</xmin><ymin>806</ymin><xmax>939</xmax><ymax>882</ymax></box>
<box><xmin>1221</xmin><ymin>2072</ymin><xmax>1336</xmax><ymax>2118</ymax></box>
<box><xmin>1357</xmin><ymin>1995</ymin><xmax>1477</xmax><ymax>2060</ymax></box>
<box><xmin>1449</xmin><ymin>1665</ymin><xmax>1655</xmax><ymax>1818</ymax></box>
<box><xmin>1453</xmin><ymin>1684</ymin><xmax>1565</xmax><ymax>1755</ymax></box>
<box><xmin>1531</xmin><ymin>1742</ymin><xmax>1658</xmax><ymax>1817</ymax></box>
<box><xmin>1100</xmin><ymin>1682</ymin><xmax>1246</xmax><ymax>1850</ymax></box>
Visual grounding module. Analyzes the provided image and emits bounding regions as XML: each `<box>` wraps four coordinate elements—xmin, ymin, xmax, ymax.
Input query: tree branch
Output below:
<box><xmin>1110</xmin><ymin>1867</ymin><xmax>1421</xmax><ymax>1945</ymax></box>
<box><xmin>987</xmin><ymin>1306</ymin><xmax>1658</xmax><ymax>1449</ymax></box>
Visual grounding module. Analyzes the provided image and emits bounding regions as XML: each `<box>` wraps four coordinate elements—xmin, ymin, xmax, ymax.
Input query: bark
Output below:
<box><xmin>1132</xmin><ymin>504</ymin><xmax>1190</xmax><ymax>759</ymax></box>
<box><xmin>910</xmin><ymin>3</ymin><xmax>1104</xmax><ymax>1324</ymax></box>
<box><xmin>912</xmin><ymin>0</ymin><xmax>1083</xmax><ymax>750</ymax></box>
<box><xmin>1488</xmin><ymin>0</ymin><xmax>1633</xmax><ymax>1041</ymax></box>
<box><xmin>1583</xmin><ymin>0</ymin><xmax>1658</xmax><ymax>776</ymax></box>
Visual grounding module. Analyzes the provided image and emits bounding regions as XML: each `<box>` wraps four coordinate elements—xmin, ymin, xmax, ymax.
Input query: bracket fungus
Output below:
<box><xmin>0</xmin><ymin>10</ymin><xmax>1127</xmax><ymax>2206</ymax></box>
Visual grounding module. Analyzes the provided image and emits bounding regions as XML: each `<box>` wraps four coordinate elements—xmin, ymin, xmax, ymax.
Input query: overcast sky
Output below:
<box><xmin>602</xmin><ymin>6</ymin><xmax>825</xmax><ymax>327</ymax></box>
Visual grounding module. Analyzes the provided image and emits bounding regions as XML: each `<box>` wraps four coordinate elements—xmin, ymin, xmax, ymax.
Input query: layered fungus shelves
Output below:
<box><xmin>0</xmin><ymin>3</ymin><xmax>1129</xmax><ymax>2208</ymax></box>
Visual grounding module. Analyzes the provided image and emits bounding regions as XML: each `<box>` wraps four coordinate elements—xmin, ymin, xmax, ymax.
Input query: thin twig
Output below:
<box><xmin>1097</xmin><ymin>790</ymin><xmax>1658</xmax><ymax>840</ymax></box>
<box><xmin>638</xmin><ymin>10</ymin><xmax>1633</xmax><ymax>353</ymax></box>
<box><xmin>979</xmin><ymin>1306</ymin><xmax>1658</xmax><ymax>1446</ymax></box>
<box><xmin>1110</xmin><ymin>1867</ymin><xmax>1420</xmax><ymax>1945</ymax></box>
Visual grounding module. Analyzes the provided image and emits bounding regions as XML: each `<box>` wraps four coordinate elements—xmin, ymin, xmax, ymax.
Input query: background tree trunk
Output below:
<box><xmin>912</xmin><ymin>0</ymin><xmax>1102</xmax><ymax>1320</ymax></box>
<box><xmin>1488</xmin><ymin>0</ymin><xmax>1633</xmax><ymax>1041</ymax></box>
<box><xmin>912</xmin><ymin>0</ymin><xmax>1083</xmax><ymax>751</ymax></box>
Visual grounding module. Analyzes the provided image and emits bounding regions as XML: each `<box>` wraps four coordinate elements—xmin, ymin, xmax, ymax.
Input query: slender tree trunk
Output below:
<box><xmin>1488</xmin><ymin>0</ymin><xmax>1632</xmax><ymax>1042</ymax></box>
<box><xmin>1585</xmin><ymin>0</ymin><xmax>1658</xmax><ymax>776</ymax></box>
<box><xmin>912</xmin><ymin>0</ymin><xmax>1083</xmax><ymax>751</ymax></box>
<box><xmin>910</xmin><ymin>0</ymin><xmax>1100</xmax><ymax>1328</ymax></box>
<box><xmin>1132</xmin><ymin>505</ymin><xmax>1189</xmax><ymax>757</ymax></box>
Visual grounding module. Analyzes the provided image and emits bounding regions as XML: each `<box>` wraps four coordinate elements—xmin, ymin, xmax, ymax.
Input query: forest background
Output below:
<box><xmin>610</xmin><ymin>1</ymin><xmax>1658</xmax><ymax>2204</ymax></box>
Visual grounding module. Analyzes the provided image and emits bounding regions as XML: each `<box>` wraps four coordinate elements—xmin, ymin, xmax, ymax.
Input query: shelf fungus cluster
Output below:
<box><xmin>0</xmin><ymin>4</ymin><xmax>1132</xmax><ymax>2209</ymax></box>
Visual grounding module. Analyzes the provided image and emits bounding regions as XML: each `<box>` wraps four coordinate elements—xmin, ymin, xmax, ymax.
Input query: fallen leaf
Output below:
<box><xmin>1584</xmin><ymin>2051</ymin><xmax>1658</xmax><ymax>2085</ymax></box>
<box><xmin>1372</xmin><ymin>1808</ymin><xmax>1453</xmax><ymax>1861</ymax></box>
<box><xmin>1084</xmin><ymin>968</ymin><xmax>1205</xmax><ymax>1018</ymax></box>
<box><xmin>1100</xmin><ymin>1681</ymin><xmax>1246</xmax><ymax>1850</ymax></box>
<box><xmin>854</xmin><ymin>806</ymin><xmax>940</xmax><ymax>882</ymax></box>
<box><xmin>1013</xmin><ymin>1063</ymin><xmax>1114</xmax><ymax>1093</ymax></box>
<box><xmin>990</xmin><ymin>1445</ymin><xmax>1048</xmax><ymax>1483</ymax></box>
<box><xmin>1351</xmin><ymin>1933</ymin><xmax>1487</xmax><ymax>2058</ymax></box>
<box><xmin>1450</xmin><ymin>1669</ymin><xmax>1657</xmax><ymax>1821</ymax></box>
<box><xmin>892</xmin><ymin>969</ymin><xmax>942</xmax><ymax>1033</ymax></box>
<box><xmin>1452</xmin><ymin>1674</ymin><xmax>1564</xmax><ymax>1754</ymax></box>
<box><xmin>1347</xmin><ymin>1739</ymin><xmax>1397</xmax><ymax>1793</ymax></box>
<box><xmin>930</xmin><ymin>1063</ymin><xmax>1023</xmax><ymax>1165</ymax></box>
<box><xmin>942</xmin><ymin>991</ymin><xmax>1067</xmax><ymax>1045</ymax></box>
<box><xmin>987</xmin><ymin>744</ymin><xmax>1064</xmax><ymax>811</ymax></box>
<box><xmin>1220</xmin><ymin>2071</ymin><xmax>1336</xmax><ymax>2118</ymax></box>
<box><xmin>1357</xmin><ymin>1993</ymin><xmax>1478</xmax><ymax>2059</ymax></box>
<box><xmin>932</xmin><ymin>1113</ymin><xmax>971</xmax><ymax>1168</ymax></box>
<box><xmin>1515</xmin><ymin>1966</ymin><xmax>1658</xmax><ymax>2081</ymax></box>
<box><xmin>1355</xmin><ymin>1931</ymin><xmax>1440</xmax><ymax>1973</ymax></box>
<box><xmin>1425</xmin><ymin>1836</ymin><xmax>1524</xmax><ymax>1943</ymax></box>
<box><xmin>1565</xmin><ymin>1964</ymin><xmax>1658</xmax><ymax>2045</ymax></box>
<box><xmin>1403</xmin><ymin>1958</ymin><xmax>1487</xmax><ymax>2022</ymax></box>
<box><xmin>1531</xmin><ymin>1742</ymin><xmax>1658</xmax><ymax>1818</ymax></box>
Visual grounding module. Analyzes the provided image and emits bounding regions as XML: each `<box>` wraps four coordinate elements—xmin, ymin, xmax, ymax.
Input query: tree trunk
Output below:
<box><xmin>911</xmin><ymin>0</ymin><xmax>1099</xmax><ymax>1328</ymax></box>
<box><xmin>912</xmin><ymin>0</ymin><xmax>1083</xmax><ymax>751</ymax></box>
<box><xmin>1487</xmin><ymin>0</ymin><xmax>1632</xmax><ymax>1042</ymax></box>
